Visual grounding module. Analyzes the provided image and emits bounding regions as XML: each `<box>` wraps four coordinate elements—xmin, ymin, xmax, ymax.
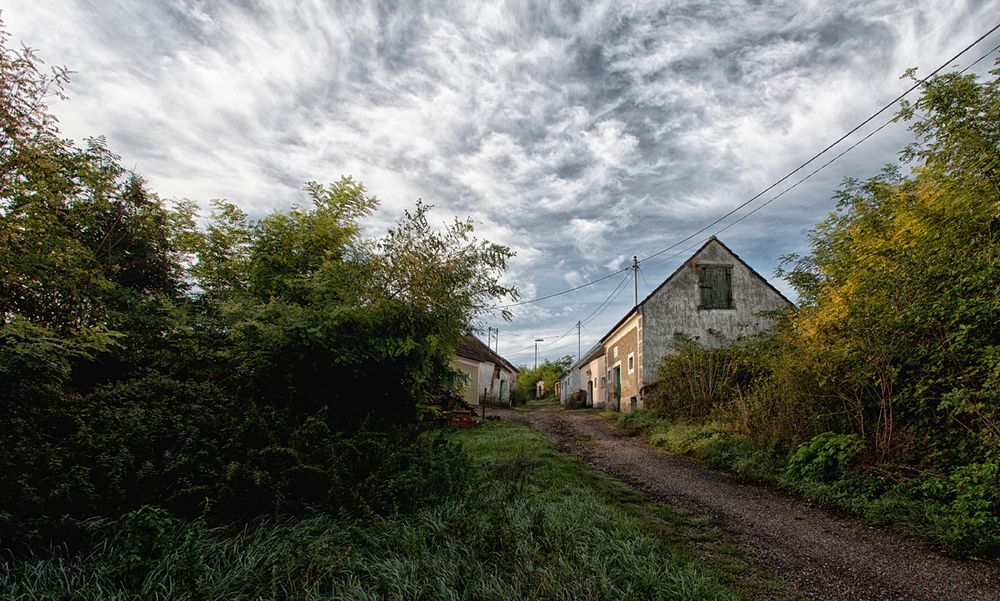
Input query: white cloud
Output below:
<box><xmin>2</xmin><ymin>0</ymin><xmax>995</xmax><ymax>362</ymax></box>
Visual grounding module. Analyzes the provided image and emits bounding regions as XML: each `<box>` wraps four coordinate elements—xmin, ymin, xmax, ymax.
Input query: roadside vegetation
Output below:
<box><xmin>628</xmin><ymin>63</ymin><xmax>1000</xmax><ymax>558</ymax></box>
<box><xmin>0</xmin><ymin>19</ymin><xmax>508</xmax><ymax>597</ymax></box>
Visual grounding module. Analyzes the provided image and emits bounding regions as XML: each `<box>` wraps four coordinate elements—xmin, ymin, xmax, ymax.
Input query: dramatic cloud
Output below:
<box><xmin>4</xmin><ymin>0</ymin><xmax>997</xmax><ymax>366</ymax></box>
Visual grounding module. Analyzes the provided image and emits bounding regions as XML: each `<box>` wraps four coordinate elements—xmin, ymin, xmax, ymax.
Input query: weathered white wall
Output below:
<box><xmin>449</xmin><ymin>356</ymin><xmax>480</xmax><ymax>405</ymax></box>
<box><xmin>558</xmin><ymin>367</ymin><xmax>582</xmax><ymax>405</ymax></box>
<box><xmin>641</xmin><ymin>239</ymin><xmax>792</xmax><ymax>382</ymax></box>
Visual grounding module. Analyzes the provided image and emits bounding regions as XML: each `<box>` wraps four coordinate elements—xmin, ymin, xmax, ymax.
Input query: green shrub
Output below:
<box><xmin>0</xmin><ymin>370</ymin><xmax>474</xmax><ymax>554</ymax></box>
<box><xmin>0</xmin><ymin>421</ymin><xmax>740</xmax><ymax>601</ymax></box>
<box><xmin>618</xmin><ymin>408</ymin><xmax>667</xmax><ymax>436</ymax></box>
<box><xmin>915</xmin><ymin>460</ymin><xmax>1000</xmax><ymax>557</ymax></box>
<box><xmin>784</xmin><ymin>432</ymin><xmax>864</xmax><ymax>484</ymax></box>
<box><xmin>509</xmin><ymin>384</ymin><xmax>530</xmax><ymax>406</ymax></box>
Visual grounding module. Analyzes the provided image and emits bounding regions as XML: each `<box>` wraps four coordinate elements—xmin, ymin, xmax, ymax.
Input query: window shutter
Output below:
<box><xmin>698</xmin><ymin>265</ymin><xmax>733</xmax><ymax>309</ymax></box>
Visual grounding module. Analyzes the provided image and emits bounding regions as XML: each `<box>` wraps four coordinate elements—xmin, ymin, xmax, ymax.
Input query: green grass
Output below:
<box><xmin>452</xmin><ymin>421</ymin><xmax>798</xmax><ymax>601</ymax></box>
<box><xmin>0</xmin><ymin>420</ymin><xmax>799</xmax><ymax>600</ymax></box>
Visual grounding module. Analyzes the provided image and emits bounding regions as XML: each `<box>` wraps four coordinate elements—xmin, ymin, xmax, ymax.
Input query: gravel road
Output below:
<box><xmin>489</xmin><ymin>407</ymin><xmax>1000</xmax><ymax>601</ymax></box>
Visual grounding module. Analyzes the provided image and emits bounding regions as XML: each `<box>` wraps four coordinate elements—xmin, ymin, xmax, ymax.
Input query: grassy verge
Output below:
<box><xmin>615</xmin><ymin>409</ymin><xmax>1000</xmax><ymax>559</ymax></box>
<box><xmin>1</xmin><ymin>420</ymin><xmax>798</xmax><ymax>600</ymax></box>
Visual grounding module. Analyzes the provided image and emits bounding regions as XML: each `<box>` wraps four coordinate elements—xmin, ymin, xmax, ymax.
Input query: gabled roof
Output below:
<box><xmin>455</xmin><ymin>335</ymin><xmax>520</xmax><ymax>374</ymax></box>
<box><xmin>599</xmin><ymin>236</ymin><xmax>794</xmax><ymax>344</ymax></box>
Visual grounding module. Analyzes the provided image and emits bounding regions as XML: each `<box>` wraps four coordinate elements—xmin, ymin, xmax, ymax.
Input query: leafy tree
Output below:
<box><xmin>778</xmin><ymin>63</ymin><xmax>999</xmax><ymax>467</ymax></box>
<box><xmin>517</xmin><ymin>355</ymin><xmax>574</xmax><ymax>399</ymax></box>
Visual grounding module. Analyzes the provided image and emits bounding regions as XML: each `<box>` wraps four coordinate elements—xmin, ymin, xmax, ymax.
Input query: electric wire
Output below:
<box><xmin>639</xmin><ymin>266</ymin><xmax>654</xmax><ymax>294</ymax></box>
<box><xmin>488</xmin><ymin>23</ymin><xmax>1000</xmax><ymax>313</ymax></box>
<box><xmin>487</xmin><ymin>267</ymin><xmax>630</xmax><ymax>309</ymax></box>
<box><xmin>495</xmin><ymin>27</ymin><xmax>1000</xmax><ymax>363</ymax></box>
<box><xmin>637</xmin><ymin>21</ymin><xmax>1000</xmax><ymax>265</ymax></box>
<box><xmin>648</xmin><ymin>40</ymin><xmax>1000</xmax><ymax>272</ymax></box>
<box><xmin>960</xmin><ymin>42</ymin><xmax>1000</xmax><ymax>73</ymax></box>
<box><xmin>579</xmin><ymin>271</ymin><xmax>632</xmax><ymax>327</ymax></box>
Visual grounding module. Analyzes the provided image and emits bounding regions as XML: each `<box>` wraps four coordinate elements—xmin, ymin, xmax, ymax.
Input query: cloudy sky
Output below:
<box><xmin>5</xmin><ymin>0</ymin><xmax>998</xmax><ymax>367</ymax></box>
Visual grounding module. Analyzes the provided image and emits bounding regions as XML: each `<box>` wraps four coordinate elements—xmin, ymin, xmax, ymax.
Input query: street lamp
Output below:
<box><xmin>534</xmin><ymin>338</ymin><xmax>544</xmax><ymax>370</ymax></box>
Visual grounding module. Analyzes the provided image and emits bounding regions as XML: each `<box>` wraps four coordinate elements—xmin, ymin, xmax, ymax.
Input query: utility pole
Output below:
<box><xmin>633</xmin><ymin>255</ymin><xmax>639</xmax><ymax>307</ymax></box>
<box><xmin>534</xmin><ymin>338</ymin><xmax>544</xmax><ymax>369</ymax></box>
<box><xmin>494</xmin><ymin>329</ymin><xmax>498</xmax><ymax>353</ymax></box>
<box><xmin>576</xmin><ymin>320</ymin><xmax>581</xmax><ymax>365</ymax></box>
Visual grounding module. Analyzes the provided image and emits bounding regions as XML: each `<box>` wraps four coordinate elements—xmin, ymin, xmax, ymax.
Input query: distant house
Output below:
<box><xmin>450</xmin><ymin>335</ymin><xmax>519</xmax><ymax>405</ymax></box>
<box><xmin>564</xmin><ymin>237</ymin><xmax>793</xmax><ymax>412</ymax></box>
<box><xmin>556</xmin><ymin>364</ymin><xmax>577</xmax><ymax>406</ymax></box>
<box><xmin>558</xmin><ymin>343</ymin><xmax>604</xmax><ymax>407</ymax></box>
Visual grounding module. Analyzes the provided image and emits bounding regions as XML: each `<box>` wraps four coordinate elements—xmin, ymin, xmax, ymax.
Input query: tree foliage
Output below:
<box><xmin>0</xmin><ymin>22</ymin><xmax>515</xmax><ymax>553</ymax></box>
<box><xmin>645</xmin><ymin>64</ymin><xmax>999</xmax><ymax>556</ymax></box>
<box><xmin>778</xmin><ymin>63</ymin><xmax>999</xmax><ymax>466</ymax></box>
<box><xmin>516</xmin><ymin>355</ymin><xmax>574</xmax><ymax>400</ymax></box>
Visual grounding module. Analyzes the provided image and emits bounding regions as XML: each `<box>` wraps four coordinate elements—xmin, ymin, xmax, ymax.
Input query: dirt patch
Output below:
<box><xmin>490</xmin><ymin>407</ymin><xmax>1000</xmax><ymax>601</ymax></box>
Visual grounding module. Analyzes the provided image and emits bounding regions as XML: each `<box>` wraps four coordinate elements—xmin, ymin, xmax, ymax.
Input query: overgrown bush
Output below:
<box><xmin>914</xmin><ymin>460</ymin><xmax>1000</xmax><ymax>557</ymax></box>
<box><xmin>0</xmin><ymin>422</ymin><xmax>741</xmax><ymax>600</ymax></box>
<box><xmin>784</xmin><ymin>432</ymin><xmax>864</xmax><ymax>485</ymax></box>
<box><xmin>509</xmin><ymin>383</ymin><xmax>530</xmax><ymax>405</ymax></box>
<box><xmin>0</xmin><ymin>371</ymin><xmax>474</xmax><ymax>553</ymax></box>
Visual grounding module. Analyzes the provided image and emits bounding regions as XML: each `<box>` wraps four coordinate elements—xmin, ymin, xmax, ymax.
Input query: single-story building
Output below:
<box><xmin>450</xmin><ymin>335</ymin><xmax>520</xmax><ymax>405</ymax></box>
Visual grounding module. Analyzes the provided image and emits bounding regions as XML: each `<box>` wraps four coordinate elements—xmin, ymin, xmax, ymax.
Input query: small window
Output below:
<box><xmin>698</xmin><ymin>265</ymin><xmax>733</xmax><ymax>309</ymax></box>
<box><xmin>627</xmin><ymin>353</ymin><xmax>635</xmax><ymax>374</ymax></box>
<box><xmin>600</xmin><ymin>376</ymin><xmax>606</xmax><ymax>389</ymax></box>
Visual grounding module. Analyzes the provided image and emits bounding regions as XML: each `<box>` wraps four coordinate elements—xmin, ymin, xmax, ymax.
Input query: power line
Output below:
<box><xmin>645</xmin><ymin>40</ymin><xmax>1000</xmax><ymax>272</ymax></box>
<box><xmin>580</xmin><ymin>271</ymin><xmax>632</xmax><ymax>326</ymax></box>
<box><xmin>685</xmin><ymin>41</ymin><xmax>1000</xmax><ymax>258</ymax></box>
<box><xmin>487</xmin><ymin>22</ymin><xmax>999</xmax><ymax>312</ymax></box>
<box><xmin>639</xmin><ymin>265</ymin><xmax>653</xmax><ymax>294</ymax></box>
<box><xmin>961</xmin><ymin>42</ymin><xmax>1000</xmax><ymax>73</ymax></box>
<box><xmin>638</xmin><ymin>21</ymin><xmax>1000</xmax><ymax>265</ymax></box>
<box><xmin>508</xmin><ymin>319</ymin><xmax>581</xmax><ymax>356</ymax></box>
<box><xmin>488</xmin><ymin>266</ymin><xmax>630</xmax><ymax>309</ymax></box>
<box><xmin>582</xmin><ymin>282</ymin><xmax>628</xmax><ymax>328</ymax></box>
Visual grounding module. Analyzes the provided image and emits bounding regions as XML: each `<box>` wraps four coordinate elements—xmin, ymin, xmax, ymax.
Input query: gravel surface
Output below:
<box><xmin>489</xmin><ymin>407</ymin><xmax>1000</xmax><ymax>601</ymax></box>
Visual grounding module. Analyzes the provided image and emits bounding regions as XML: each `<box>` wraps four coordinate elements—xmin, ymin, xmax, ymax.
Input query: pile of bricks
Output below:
<box><xmin>445</xmin><ymin>409</ymin><xmax>476</xmax><ymax>428</ymax></box>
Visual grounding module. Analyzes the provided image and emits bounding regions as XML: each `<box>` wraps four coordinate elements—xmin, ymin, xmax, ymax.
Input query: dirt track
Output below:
<box><xmin>489</xmin><ymin>407</ymin><xmax>1000</xmax><ymax>601</ymax></box>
